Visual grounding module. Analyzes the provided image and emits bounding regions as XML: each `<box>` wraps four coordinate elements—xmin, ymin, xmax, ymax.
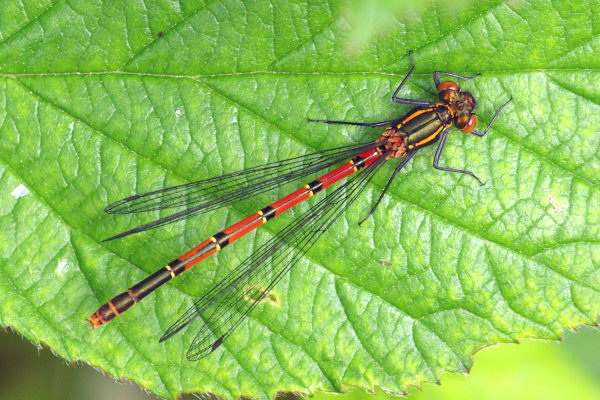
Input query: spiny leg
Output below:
<box><xmin>358</xmin><ymin>151</ymin><xmax>418</xmax><ymax>225</ymax></box>
<box><xmin>433</xmin><ymin>129</ymin><xmax>484</xmax><ymax>186</ymax></box>
<box><xmin>392</xmin><ymin>51</ymin><xmax>434</xmax><ymax>107</ymax></box>
<box><xmin>469</xmin><ymin>96</ymin><xmax>513</xmax><ymax>137</ymax></box>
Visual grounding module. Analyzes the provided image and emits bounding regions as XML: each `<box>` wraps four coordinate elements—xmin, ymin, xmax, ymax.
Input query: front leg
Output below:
<box><xmin>433</xmin><ymin>129</ymin><xmax>484</xmax><ymax>186</ymax></box>
<box><xmin>469</xmin><ymin>96</ymin><xmax>513</xmax><ymax>137</ymax></box>
<box><xmin>392</xmin><ymin>51</ymin><xmax>435</xmax><ymax>107</ymax></box>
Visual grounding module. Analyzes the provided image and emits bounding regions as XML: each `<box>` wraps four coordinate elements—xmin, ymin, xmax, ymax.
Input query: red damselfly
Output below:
<box><xmin>89</xmin><ymin>53</ymin><xmax>512</xmax><ymax>360</ymax></box>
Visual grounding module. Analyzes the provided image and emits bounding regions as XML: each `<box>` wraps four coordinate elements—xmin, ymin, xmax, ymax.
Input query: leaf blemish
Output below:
<box><xmin>10</xmin><ymin>184</ymin><xmax>29</xmax><ymax>199</ymax></box>
<box><xmin>244</xmin><ymin>285</ymin><xmax>280</xmax><ymax>306</ymax></box>
<box><xmin>56</xmin><ymin>260</ymin><xmax>69</xmax><ymax>276</ymax></box>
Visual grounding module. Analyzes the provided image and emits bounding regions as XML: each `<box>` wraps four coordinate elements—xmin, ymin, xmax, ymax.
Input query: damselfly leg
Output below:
<box><xmin>432</xmin><ymin>96</ymin><xmax>513</xmax><ymax>185</ymax></box>
<box><xmin>392</xmin><ymin>51</ymin><xmax>436</xmax><ymax>106</ymax></box>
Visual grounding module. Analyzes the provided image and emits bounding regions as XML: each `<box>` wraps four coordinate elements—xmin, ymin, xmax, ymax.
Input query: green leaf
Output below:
<box><xmin>1</xmin><ymin>0</ymin><xmax>599</xmax><ymax>398</ymax></box>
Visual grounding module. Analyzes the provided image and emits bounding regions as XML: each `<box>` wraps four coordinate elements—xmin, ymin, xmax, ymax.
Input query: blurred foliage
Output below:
<box><xmin>2</xmin><ymin>326</ymin><xmax>600</xmax><ymax>399</ymax></box>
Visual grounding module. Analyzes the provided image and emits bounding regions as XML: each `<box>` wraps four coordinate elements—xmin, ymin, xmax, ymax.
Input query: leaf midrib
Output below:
<box><xmin>4</xmin><ymin>68</ymin><xmax>600</xmax><ymax>78</ymax></box>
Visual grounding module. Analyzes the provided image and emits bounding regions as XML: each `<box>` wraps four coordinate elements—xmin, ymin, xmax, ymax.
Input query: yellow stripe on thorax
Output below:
<box><xmin>401</xmin><ymin>107</ymin><xmax>434</xmax><ymax>124</ymax></box>
<box><xmin>408</xmin><ymin>124</ymin><xmax>445</xmax><ymax>149</ymax></box>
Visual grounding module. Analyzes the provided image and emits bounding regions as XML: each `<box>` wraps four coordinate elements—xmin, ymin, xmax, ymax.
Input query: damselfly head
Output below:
<box><xmin>437</xmin><ymin>80</ymin><xmax>478</xmax><ymax>133</ymax></box>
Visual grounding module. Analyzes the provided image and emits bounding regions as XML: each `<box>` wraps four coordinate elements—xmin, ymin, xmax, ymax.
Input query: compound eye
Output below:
<box><xmin>459</xmin><ymin>114</ymin><xmax>477</xmax><ymax>133</ymax></box>
<box><xmin>455</xmin><ymin>114</ymin><xmax>469</xmax><ymax>128</ymax></box>
<box><xmin>437</xmin><ymin>80</ymin><xmax>459</xmax><ymax>93</ymax></box>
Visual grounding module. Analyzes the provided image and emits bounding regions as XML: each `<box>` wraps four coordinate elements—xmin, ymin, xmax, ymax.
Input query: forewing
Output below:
<box><xmin>104</xmin><ymin>142</ymin><xmax>378</xmax><ymax>241</ymax></box>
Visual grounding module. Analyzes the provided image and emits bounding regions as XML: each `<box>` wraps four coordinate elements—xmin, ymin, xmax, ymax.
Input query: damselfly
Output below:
<box><xmin>89</xmin><ymin>53</ymin><xmax>512</xmax><ymax>360</ymax></box>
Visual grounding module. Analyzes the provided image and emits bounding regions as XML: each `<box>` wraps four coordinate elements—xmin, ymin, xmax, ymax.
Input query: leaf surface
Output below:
<box><xmin>1</xmin><ymin>0</ymin><xmax>599</xmax><ymax>398</ymax></box>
